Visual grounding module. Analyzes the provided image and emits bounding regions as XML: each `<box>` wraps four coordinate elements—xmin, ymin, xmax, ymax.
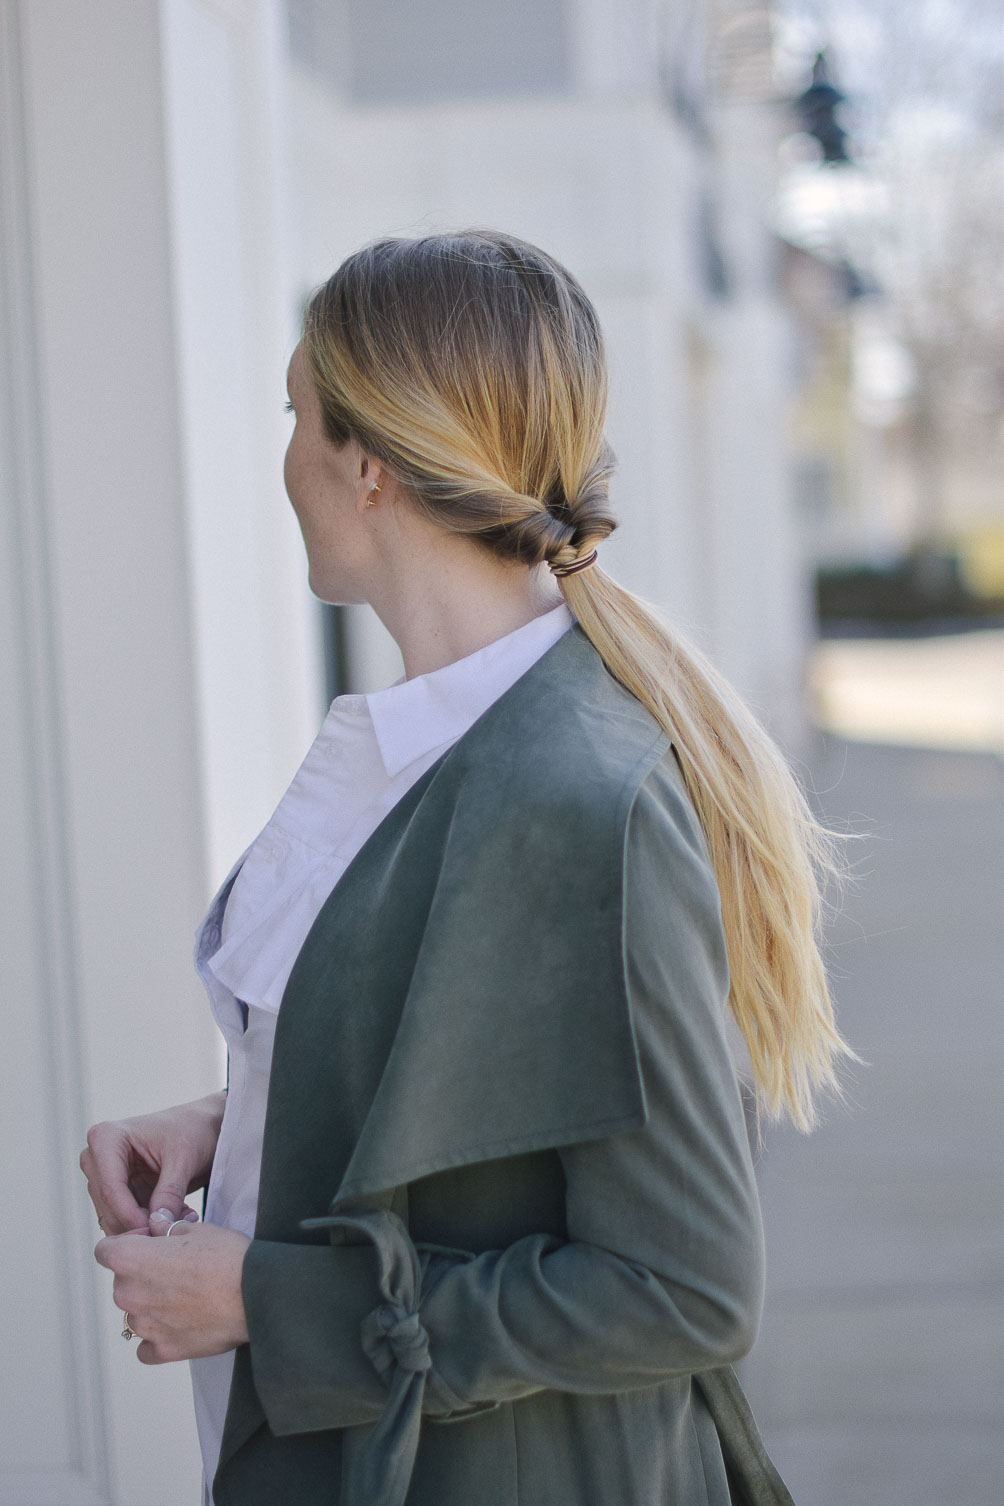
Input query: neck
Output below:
<box><xmin>364</xmin><ymin>533</ymin><xmax>564</xmax><ymax>680</ymax></box>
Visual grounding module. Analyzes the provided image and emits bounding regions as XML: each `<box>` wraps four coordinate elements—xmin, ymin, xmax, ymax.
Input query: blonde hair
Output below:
<box><xmin>302</xmin><ymin>228</ymin><xmax>853</xmax><ymax>1130</ymax></box>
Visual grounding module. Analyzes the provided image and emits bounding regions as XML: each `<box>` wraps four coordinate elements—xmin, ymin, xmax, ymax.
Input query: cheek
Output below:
<box><xmin>283</xmin><ymin>433</ymin><xmax>299</xmax><ymax>502</ymax></box>
<box><xmin>284</xmin><ymin>437</ymin><xmax>321</xmax><ymax>538</ymax></box>
<box><xmin>284</xmin><ymin>432</ymin><xmax>328</xmax><ymax>519</ymax></box>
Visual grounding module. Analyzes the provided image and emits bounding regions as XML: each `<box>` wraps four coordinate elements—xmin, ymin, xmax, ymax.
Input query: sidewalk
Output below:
<box><xmin>810</xmin><ymin>628</ymin><xmax>1004</xmax><ymax>757</ymax></box>
<box><xmin>740</xmin><ymin>733</ymin><xmax>1004</xmax><ymax>1506</ymax></box>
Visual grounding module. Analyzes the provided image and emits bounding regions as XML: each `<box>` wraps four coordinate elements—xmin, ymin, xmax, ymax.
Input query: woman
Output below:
<box><xmin>81</xmin><ymin>229</ymin><xmax>849</xmax><ymax>1506</ymax></box>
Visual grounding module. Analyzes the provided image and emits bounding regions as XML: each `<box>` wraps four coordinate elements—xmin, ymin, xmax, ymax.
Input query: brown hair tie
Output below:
<box><xmin>550</xmin><ymin>549</ymin><xmax>598</xmax><ymax>579</ymax></box>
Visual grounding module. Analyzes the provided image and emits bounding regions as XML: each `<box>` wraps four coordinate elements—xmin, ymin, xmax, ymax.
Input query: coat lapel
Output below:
<box><xmin>262</xmin><ymin>625</ymin><xmax>665</xmax><ymax>1221</ymax></box>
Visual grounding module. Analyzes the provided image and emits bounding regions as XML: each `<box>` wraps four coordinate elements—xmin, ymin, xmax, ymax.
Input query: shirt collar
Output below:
<box><xmin>364</xmin><ymin>604</ymin><xmax>573</xmax><ymax>779</ymax></box>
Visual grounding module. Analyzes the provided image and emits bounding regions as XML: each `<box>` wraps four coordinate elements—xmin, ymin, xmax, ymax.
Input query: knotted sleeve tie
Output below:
<box><xmin>299</xmin><ymin>1204</ymin><xmax>496</xmax><ymax>1506</ymax></box>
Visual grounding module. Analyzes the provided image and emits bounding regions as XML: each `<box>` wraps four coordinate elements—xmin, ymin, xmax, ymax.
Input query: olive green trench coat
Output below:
<box><xmin>212</xmin><ymin>624</ymin><xmax>794</xmax><ymax>1506</ymax></box>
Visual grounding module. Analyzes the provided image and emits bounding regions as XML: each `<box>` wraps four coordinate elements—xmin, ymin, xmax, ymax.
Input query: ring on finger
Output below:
<box><xmin>121</xmin><ymin>1313</ymin><xmax>137</xmax><ymax>1341</ymax></box>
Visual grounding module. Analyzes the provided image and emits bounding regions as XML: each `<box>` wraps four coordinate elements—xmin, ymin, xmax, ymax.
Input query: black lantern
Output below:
<box><xmin>794</xmin><ymin>52</ymin><xmax>852</xmax><ymax>165</ymax></box>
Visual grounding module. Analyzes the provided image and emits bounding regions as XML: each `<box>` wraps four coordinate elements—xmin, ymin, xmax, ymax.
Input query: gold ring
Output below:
<box><xmin>122</xmin><ymin>1313</ymin><xmax>136</xmax><ymax>1341</ymax></box>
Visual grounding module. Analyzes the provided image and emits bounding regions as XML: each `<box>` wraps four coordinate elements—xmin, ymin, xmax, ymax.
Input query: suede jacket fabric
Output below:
<box><xmin>212</xmin><ymin>624</ymin><xmax>795</xmax><ymax>1506</ymax></box>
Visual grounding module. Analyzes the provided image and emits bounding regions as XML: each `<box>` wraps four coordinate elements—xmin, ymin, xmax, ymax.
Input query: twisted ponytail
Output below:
<box><xmin>302</xmin><ymin>227</ymin><xmax>853</xmax><ymax>1129</ymax></box>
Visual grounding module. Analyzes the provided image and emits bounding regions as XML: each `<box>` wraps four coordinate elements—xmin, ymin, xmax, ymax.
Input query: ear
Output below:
<box><xmin>356</xmin><ymin>453</ymin><xmax>386</xmax><ymax>514</ymax></box>
<box><xmin>355</xmin><ymin>457</ymin><xmax>382</xmax><ymax>518</ymax></box>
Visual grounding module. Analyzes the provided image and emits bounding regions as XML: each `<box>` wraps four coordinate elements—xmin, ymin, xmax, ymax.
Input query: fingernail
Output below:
<box><xmin>149</xmin><ymin>1208</ymin><xmax>174</xmax><ymax>1223</ymax></box>
<box><xmin>184</xmin><ymin>1210</ymin><xmax>200</xmax><ymax>1222</ymax></box>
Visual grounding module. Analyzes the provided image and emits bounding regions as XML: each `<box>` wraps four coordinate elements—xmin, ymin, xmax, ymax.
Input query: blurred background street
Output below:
<box><xmin>743</xmin><ymin>663</ymin><xmax>1004</xmax><ymax>1505</ymax></box>
<box><xmin>2</xmin><ymin>1</ymin><xmax>1001</xmax><ymax>1501</ymax></box>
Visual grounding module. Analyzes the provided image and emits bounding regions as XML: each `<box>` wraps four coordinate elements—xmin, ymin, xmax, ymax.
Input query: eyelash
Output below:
<box><xmin>284</xmin><ymin>400</ymin><xmax>294</xmax><ymax>414</ymax></box>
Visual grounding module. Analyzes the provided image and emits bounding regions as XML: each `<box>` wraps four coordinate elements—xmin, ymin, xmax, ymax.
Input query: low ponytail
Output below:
<box><xmin>563</xmin><ymin>565</ymin><xmax>852</xmax><ymax>1130</ymax></box>
<box><xmin>302</xmin><ymin>226</ymin><xmax>855</xmax><ymax>1131</ymax></box>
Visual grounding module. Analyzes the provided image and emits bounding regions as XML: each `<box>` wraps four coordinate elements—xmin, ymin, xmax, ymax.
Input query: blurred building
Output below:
<box><xmin>775</xmin><ymin>65</ymin><xmax>1004</xmax><ymax>610</ymax></box>
<box><xmin>1</xmin><ymin>1</ymin><xmax>812</xmax><ymax>1499</ymax></box>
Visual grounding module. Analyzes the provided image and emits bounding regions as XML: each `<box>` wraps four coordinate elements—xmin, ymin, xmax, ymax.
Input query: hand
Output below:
<box><xmin>94</xmin><ymin>1221</ymin><xmax>251</xmax><ymax>1363</ymax></box>
<box><xmin>80</xmin><ymin>1092</ymin><xmax>227</xmax><ymax>1235</ymax></box>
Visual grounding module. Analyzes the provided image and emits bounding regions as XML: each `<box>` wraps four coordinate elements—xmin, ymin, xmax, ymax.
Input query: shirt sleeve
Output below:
<box><xmin>240</xmin><ymin>754</ymin><xmax>765</xmax><ymax>1491</ymax></box>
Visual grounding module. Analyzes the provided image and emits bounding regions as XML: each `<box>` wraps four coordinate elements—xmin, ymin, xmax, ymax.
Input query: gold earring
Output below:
<box><xmin>366</xmin><ymin>483</ymin><xmax>381</xmax><ymax>508</ymax></box>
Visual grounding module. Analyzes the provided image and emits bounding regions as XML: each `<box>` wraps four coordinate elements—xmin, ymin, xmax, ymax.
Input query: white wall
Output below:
<box><xmin>0</xmin><ymin>2</ymin><xmax>317</xmax><ymax>1500</ymax></box>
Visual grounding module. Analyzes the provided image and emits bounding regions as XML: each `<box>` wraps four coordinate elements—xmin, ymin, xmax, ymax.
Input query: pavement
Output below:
<box><xmin>738</xmin><ymin>730</ymin><xmax>1004</xmax><ymax>1506</ymax></box>
<box><xmin>810</xmin><ymin>628</ymin><xmax>1004</xmax><ymax>757</ymax></box>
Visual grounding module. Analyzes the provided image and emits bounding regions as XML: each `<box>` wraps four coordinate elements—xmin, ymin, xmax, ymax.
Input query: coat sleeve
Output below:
<box><xmin>240</xmin><ymin>755</ymin><xmax>765</xmax><ymax>1484</ymax></box>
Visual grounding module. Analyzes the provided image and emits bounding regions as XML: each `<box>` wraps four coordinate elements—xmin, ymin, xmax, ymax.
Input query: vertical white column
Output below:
<box><xmin>709</xmin><ymin>96</ymin><xmax>814</xmax><ymax>746</ymax></box>
<box><xmin>1</xmin><ymin>6</ymin><xmax>113</xmax><ymax>1498</ymax></box>
<box><xmin>0</xmin><ymin>1</ymin><xmax>315</xmax><ymax>1500</ymax></box>
<box><xmin>161</xmin><ymin>0</ymin><xmax>323</xmax><ymax>885</ymax></box>
<box><xmin>2</xmin><ymin>1</ymin><xmax>215</xmax><ymax>1499</ymax></box>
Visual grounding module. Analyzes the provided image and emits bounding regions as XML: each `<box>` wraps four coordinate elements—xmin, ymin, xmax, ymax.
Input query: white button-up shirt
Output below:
<box><xmin>190</xmin><ymin>604</ymin><xmax>573</xmax><ymax>1498</ymax></box>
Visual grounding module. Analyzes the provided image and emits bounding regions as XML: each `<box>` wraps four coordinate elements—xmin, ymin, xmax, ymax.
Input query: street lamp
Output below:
<box><xmin>794</xmin><ymin>52</ymin><xmax>852</xmax><ymax>165</ymax></box>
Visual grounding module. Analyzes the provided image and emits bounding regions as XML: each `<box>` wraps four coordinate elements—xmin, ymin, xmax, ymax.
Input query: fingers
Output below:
<box><xmin>135</xmin><ymin>1332</ymin><xmax>182</xmax><ymax>1365</ymax></box>
<box><xmin>97</xmin><ymin>1228</ymin><xmax>188</xmax><ymax>1364</ymax></box>
<box><xmin>145</xmin><ymin>1152</ymin><xmax>197</xmax><ymax>1225</ymax></box>
<box><xmin>94</xmin><ymin>1229</ymin><xmax>151</xmax><ymax>1272</ymax></box>
<box><xmin>115</xmin><ymin>1307</ymin><xmax>170</xmax><ymax>1366</ymax></box>
<box><xmin>118</xmin><ymin>1310</ymin><xmax>173</xmax><ymax>1364</ymax></box>
<box><xmin>95</xmin><ymin>1222</ymin><xmax>250</xmax><ymax>1363</ymax></box>
<box><xmin>148</xmin><ymin>1207</ymin><xmax>200</xmax><ymax>1235</ymax></box>
<box><xmin>78</xmin><ymin>1099</ymin><xmax>223</xmax><ymax>1242</ymax></box>
<box><xmin>80</xmin><ymin>1124</ymin><xmax>151</xmax><ymax>1234</ymax></box>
